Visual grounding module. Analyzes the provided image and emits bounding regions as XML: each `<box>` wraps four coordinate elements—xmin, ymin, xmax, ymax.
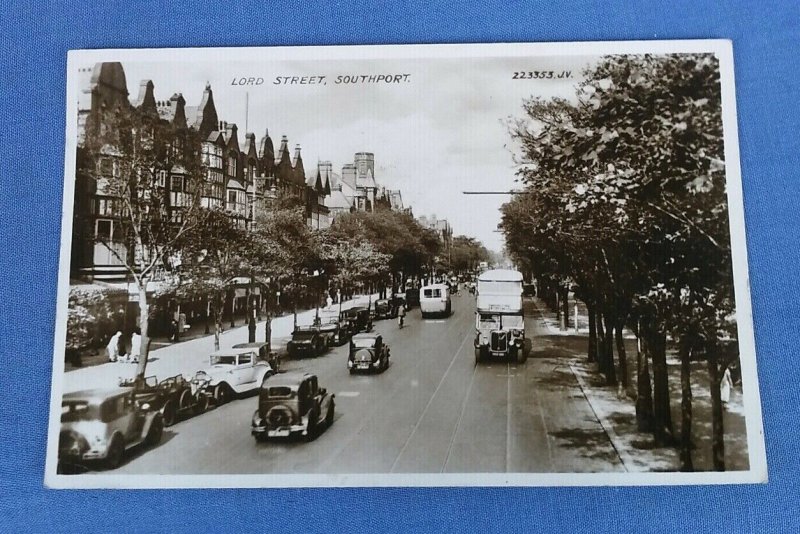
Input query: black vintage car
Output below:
<box><xmin>251</xmin><ymin>372</ymin><xmax>335</xmax><ymax>442</ymax></box>
<box><xmin>119</xmin><ymin>374</ymin><xmax>208</xmax><ymax>427</ymax></box>
<box><xmin>287</xmin><ymin>326</ymin><xmax>327</xmax><ymax>358</ymax></box>
<box><xmin>348</xmin><ymin>332</ymin><xmax>390</xmax><ymax>374</ymax></box>
<box><xmin>318</xmin><ymin>314</ymin><xmax>351</xmax><ymax>346</ymax></box>
<box><xmin>373</xmin><ymin>298</ymin><xmax>397</xmax><ymax>320</ymax></box>
<box><xmin>341</xmin><ymin>306</ymin><xmax>372</xmax><ymax>333</ymax></box>
<box><xmin>233</xmin><ymin>341</ymin><xmax>281</xmax><ymax>371</ymax></box>
<box><xmin>405</xmin><ymin>288</ymin><xmax>420</xmax><ymax>309</ymax></box>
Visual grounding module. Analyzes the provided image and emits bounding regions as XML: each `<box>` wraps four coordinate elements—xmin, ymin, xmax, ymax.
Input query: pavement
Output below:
<box><xmin>62</xmin><ymin>294</ymin><xmax>379</xmax><ymax>394</ymax></box>
<box><xmin>70</xmin><ymin>292</ymin><xmax>627</xmax><ymax>475</ymax></box>
<box><xmin>532</xmin><ymin>297</ymin><xmax>750</xmax><ymax>472</ymax></box>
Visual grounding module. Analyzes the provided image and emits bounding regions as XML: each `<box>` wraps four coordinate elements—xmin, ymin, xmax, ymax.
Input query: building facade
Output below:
<box><xmin>73</xmin><ymin>62</ymin><xmax>330</xmax><ymax>282</ymax></box>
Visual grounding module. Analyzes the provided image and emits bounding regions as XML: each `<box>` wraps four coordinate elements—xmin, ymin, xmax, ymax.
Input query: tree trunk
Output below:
<box><xmin>615</xmin><ymin>319</ymin><xmax>628</xmax><ymax>392</ymax></box>
<box><xmin>603</xmin><ymin>314</ymin><xmax>617</xmax><ymax>386</ymax></box>
<box><xmin>135</xmin><ymin>280</ymin><xmax>149</xmax><ymax>380</ymax></box>
<box><xmin>707</xmin><ymin>339</ymin><xmax>726</xmax><ymax>471</ymax></box>
<box><xmin>650</xmin><ymin>328</ymin><xmax>674</xmax><ymax>445</ymax></box>
<box><xmin>636</xmin><ymin>323</ymin><xmax>654</xmax><ymax>432</ymax></box>
<box><xmin>587</xmin><ymin>301</ymin><xmax>597</xmax><ymax>363</ymax></box>
<box><xmin>595</xmin><ymin>309</ymin><xmax>606</xmax><ymax>373</ymax></box>
<box><xmin>679</xmin><ymin>340</ymin><xmax>694</xmax><ymax>471</ymax></box>
<box><xmin>561</xmin><ymin>286</ymin><xmax>570</xmax><ymax>331</ymax></box>
<box><xmin>264</xmin><ymin>311</ymin><xmax>273</xmax><ymax>354</ymax></box>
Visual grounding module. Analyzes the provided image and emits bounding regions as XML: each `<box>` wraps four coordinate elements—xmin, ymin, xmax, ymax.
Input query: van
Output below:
<box><xmin>419</xmin><ymin>283</ymin><xmax>452</xmax><ymax>318</ymax></box>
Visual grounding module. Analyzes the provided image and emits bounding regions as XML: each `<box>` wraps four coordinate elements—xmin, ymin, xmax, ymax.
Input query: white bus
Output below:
<box><xmin>419</xmin><ymin>283</ymin><xmax>452</xmax><ymax>318</ymax></box>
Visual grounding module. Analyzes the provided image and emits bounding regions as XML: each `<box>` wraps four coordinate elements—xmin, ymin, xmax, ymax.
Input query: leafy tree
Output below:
<box><xmin>81</xmin><ymin>105</ymin><xmax>209</xmax><ymax>378</ymax></box>
<box><xmin>502</xmin><ymin>53</ymin><xmax>732</xmax><ymax>468</ymax></box>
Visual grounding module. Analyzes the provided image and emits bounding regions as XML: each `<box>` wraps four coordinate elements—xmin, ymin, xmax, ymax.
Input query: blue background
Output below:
<box><xmin>1</xmin><ymin>1</ymin><xmax>797</xmax><ymax>532</ymax></box>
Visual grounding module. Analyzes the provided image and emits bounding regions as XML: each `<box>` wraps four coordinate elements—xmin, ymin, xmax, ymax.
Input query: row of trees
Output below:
<box><xmin>501</xmin><ymin>54</ymin><xmax>738</xmax><ymax>471</ymax></box>
<box><xmin>79</xmin><ymin>102</ymin><xmax>449</xmax><ymax>381</ymax></box>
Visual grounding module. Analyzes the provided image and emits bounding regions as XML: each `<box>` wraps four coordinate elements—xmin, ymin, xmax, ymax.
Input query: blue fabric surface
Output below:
<box><xmin>1</xmin><ymin>0</ymin><xmax>797</xmax><ymax>532</ymax></box>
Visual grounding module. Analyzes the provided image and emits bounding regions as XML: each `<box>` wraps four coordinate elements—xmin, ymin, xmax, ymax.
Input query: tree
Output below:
<box><xmin>81</xmin><ymin>105</ymin><xmax>209</xmax><ymax>378</ymax></box>
<box><xmin>450</xmin><ymin>235</ymin><xmax>491</xmax><ymax>275</ymax></box>
<box><xmin>502</xmin><ymin>53</ymin><xmax>733</xmax><ymax>466</ymax></box>
<box><xmin>249</xmin><ymin>197</ymin><xmax>323</xmax><ymax>337</ymax></box>
<box><xmin>174</xmin><ymin>207</ymin><xmax>248</xmax><ymax>350</ymax></box>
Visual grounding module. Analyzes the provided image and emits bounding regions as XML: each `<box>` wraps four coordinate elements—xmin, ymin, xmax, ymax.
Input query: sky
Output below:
<box><xmin>106</xmin><ymin>53</ymin><xmax>595</xmax><ymax>252</ymax></box>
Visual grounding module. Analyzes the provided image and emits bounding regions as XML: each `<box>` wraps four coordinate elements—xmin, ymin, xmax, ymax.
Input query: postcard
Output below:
<box><xmin>46</xmin><ymin>40</ymin><xmax>766</xmax><ymax>488</ymax></box>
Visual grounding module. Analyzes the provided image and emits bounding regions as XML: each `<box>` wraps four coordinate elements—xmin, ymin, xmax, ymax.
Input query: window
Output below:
<box><xmin>95</xmin><ymin>198</ymin><xmax>116</xmax><ymax>216</ymax></box>
<box><xmin>227</xmin><ymin>155</ymin><xmax>237</xmax><ymax>176</ymax></box>
<box><xmin>157</xmin><ymin>170</ymin><xmax>167</xmax><ymax>187</ymax></box>
<box><xmin>238</xmin><ymin>353</ymin><xmax>252</xmax><ymax>365</ymax></box>
<box><xmin>228</xmin><ymin>190</ymin><xmax>237</xmax><ymax>203</ymax></box>
<box><xmin>96</xmin><ymin>219</ymin><xmax>112</xmax><ymax>240</ymax></box>
<box><xmin>423</xmin><ymin>288</ymin><xmax>442</xmax><ymax>299</ymax></box>
<box><xmin>170</xmin><ymin>175</ymin><xmax>183</xmax><ymax>192</ymax></box>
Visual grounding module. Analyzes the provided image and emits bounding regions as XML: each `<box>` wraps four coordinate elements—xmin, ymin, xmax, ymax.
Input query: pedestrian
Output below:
<box><xmin>130</xmin><ymin>330</ymin><xmax>142</xmax><ymax>364</ymax></box>
<box><xmin>177</xmin><ymin>311</ymin><xmax>186</xmax><ymax>342</ymax></box>
<box><xmin>169</xmin><ymin>319</ymin><xmax>178</xmax><ymax>342</ymax></box>
<box><xmin>326</xmin><ymin>295</ymin><xmax>333</xmax><ymax>310</ymax></box>
<box><xmin>106</xmin><ymin>331</ymin><xmax>122</xmax><ymax>362</ymax></box>
<box><xmin>720</xmin><ymin>366</ymin><xmax>733</xmax><ymax>405</ymax></box>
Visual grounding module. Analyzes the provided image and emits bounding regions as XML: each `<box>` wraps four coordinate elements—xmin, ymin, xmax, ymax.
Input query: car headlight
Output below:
<box><xmin>252</xmin><ymin>409</ymin><xmax>263</xmax><ymax>427</ymax></box>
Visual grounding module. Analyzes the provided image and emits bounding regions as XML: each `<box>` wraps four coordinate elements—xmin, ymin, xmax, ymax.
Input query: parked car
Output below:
<box><xmin>348</xmin><ymin>332</ymin><xmax>390</xmax><ymax>374</ymax></box>
<box><xmin>233</xmin><ymin>341</ymin><xmax>281</xmax><ymax>372</ymax></box>
<box><xmin>405</xmin><ymin>288</ymin><xmax>420</xmax><ymax>309</ymax></box>
<box><xmin>287</xmin><ymin>326</ymin><xmax>328</xmax><ymax>358</ymax></box>
<box><xmin>120</xmin><ymin>373</ymin><xmax>209</xmax><ymax>426</ymax></box>
<box><xmin>251</xmin><ymin>372</ymin><xmax>335</xmax><ymax>442</ymax></box>
<box><xmin>59</xmin><ymin>387</ymin><xmax>164</xmax><ymax>470</ymax></box>
<box><xmin>318</xmin><ymin>314</ymin><xmax>351</xmax><ymax>346</ymax></box>
<box><xmin>341</xmin><ymin>306</ymin><xmax>372</xmax><ymax>333</ymax></box>
<box><xmin>194</xmin><ymin>347</ymin><xmax>274</xmax><ymax>406</ymax></box>
<box><xmin>373</xmin><ymin>298</ymin><xmax>397</xmax><ymax>320</ymax></box>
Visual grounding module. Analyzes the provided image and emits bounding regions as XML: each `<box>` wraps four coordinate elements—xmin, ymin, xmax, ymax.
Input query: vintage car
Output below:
<box><xmin>373</xmin><ymin>298</ymin><xmax>397</xmax><ymax>320</ymax></box>
<box><xmin>405</xmin><ymin>288</ymin><xmax>420</xmax><ymax>309</ymax></box>
<box><xmin>318</xmin><ymin>314</ymin><xmax>351</xmax><ymax>346</ymax></box>
<box><xmin>194</xmin><ymin>347</ymin><xmax>274</xmax><ymax>405</ymax></box>
<box><xmin>233</xmin><ymin>341</ymin><xmax>281</xmax><ymax>372</ymax></box>
<box><xmin>348</xmin><ymin>332</ymin><xmax>390</xmax><ymax>374</ymax></box>
<box><xmin>251</xmin><ymin>372</ymin><xmax>335</xmax><ymax>442</ymax></box>
<box><xmin>120</xmin><ymin>373</ymin><xmax>209</xmax><ymax>427</ymax></box>
<box><xmin>341</xmin><ymin>306</ymin><xmax>372</xmax><ymax>333</ymax></box>
<box><xmin>287</xmin><ymin>326</ymin><xmax>328</xmax><ymax>358</ymax></box>
<box><xmin>59</xmin><ymin>387</ymin><xmax>164</xmax><ymax>470</ymax></box>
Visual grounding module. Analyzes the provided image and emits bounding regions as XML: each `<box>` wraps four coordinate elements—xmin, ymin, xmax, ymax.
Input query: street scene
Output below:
<box><xmin>49</xmin><ymin>43</ymin><xmax>762</xmax><ymax>484</ymax></box>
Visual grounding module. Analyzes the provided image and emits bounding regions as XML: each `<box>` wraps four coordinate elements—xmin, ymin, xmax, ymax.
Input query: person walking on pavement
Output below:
<box><xmin>130</xmin><ymin>330</ymin><xmax>142</xmax><ymax>364</ymax></box>
<box><xmin>398</xmin><ymin>303</ymin><xmax>406</xmax><ymax>328</ymax></box>
<box><xmin>106</xmin><ymin>331</ymin><xmax>122</xmax><ymax>362</ymax></box>
<box><xmin>720</xmin><ymin>366</ymin><xmax>733</xmax><ymax>406</ymax></box>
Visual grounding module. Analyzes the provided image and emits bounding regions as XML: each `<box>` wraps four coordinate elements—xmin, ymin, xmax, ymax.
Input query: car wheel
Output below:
<box><xmin>214</xmin><ymin>383</ymin><xmax>230</xmax><ymax>405</ymax></box>
<box><xmin>305</xmin><ymin>409</ymin><xmax>318</xmax><ymax>442</ymax></box>
<box><xmin>146</xmin><ymin>414</ymin><xmax>164</xmax><ymax>446</ymax></box>
<box><xmin>325</xmin><ymin>400</ymin><xmax>335</xmax><ymax>427</ymax></box>
<box><xmin>195</xmin><ymin>394</ymin><xmax>209</xmax><ymax>415</ymax></box>
<box><xmin>349</xmin><ymin>368</ymin><xmax>355</xmax><ymax>375</ymax></box>
<box><xmin>161</xmin><ymin>400</ymin><xmax>177</xmax><ymax>427</ymax></box>
<box><xmin>179</xmin><ymin>390</ymin><xmax>193</xmax><ymax>413</ymax></box>
<box><xmin>474</xmin><ymin>347</ymin><xmax>483</xmax><ymax>365</ymax></box>
<box><xmin>104</xmin><ymin>435</ymin><xmax>124</xmax><ymax>470</ymax></box>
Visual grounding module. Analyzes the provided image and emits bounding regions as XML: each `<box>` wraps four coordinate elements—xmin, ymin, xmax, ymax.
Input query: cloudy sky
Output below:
<box><xmin>109</xmin><ymin>53</ymin><xmax>596</xmax><ymax>252</ymax></box>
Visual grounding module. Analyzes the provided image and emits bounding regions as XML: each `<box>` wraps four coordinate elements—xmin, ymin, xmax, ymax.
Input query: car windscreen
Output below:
<box><xmin>210</xmin><ymin>354</ymin><xmax>237</xmax><ymax>365</ymax></box>
<box><xmin>61</xmin><ymin>401</ymin><xmax>98</xmax><ymax>422</ymax></box>
<box><xmin>265</xmin><ymin>386</ymin><xmax>293</xmax><ymax>398</ymax></box>
<box><xmin>293</xmin><ymin>331</ymin><xmax>315</xmax><ymax>340</ymax></box>
<box><xmin>478</xmin><ymin>314</ymin><xmax>500</xmax><ymax>328</ymax></box>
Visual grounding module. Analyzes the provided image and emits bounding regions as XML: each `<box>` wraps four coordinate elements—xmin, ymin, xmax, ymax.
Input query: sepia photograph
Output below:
<box><xmin>46</xmin><ymin>40</ymin><xmax>766</xmax><ymax>488</ymax></box>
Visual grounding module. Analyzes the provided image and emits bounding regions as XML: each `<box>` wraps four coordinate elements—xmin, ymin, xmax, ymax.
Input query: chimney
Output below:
<box><xmin>294</xmin><ymin>144</ymin><xmax>302</xmax><ymax>161</ymax></box>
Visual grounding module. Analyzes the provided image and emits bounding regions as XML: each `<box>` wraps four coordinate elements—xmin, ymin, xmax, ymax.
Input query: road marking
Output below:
<box><xmin>337</xmin><ymin>391</ymin><xmax>360</xmax><ymax>397</ymax></box>
<box><xmin>390</xmin><ymin>332</ymin><xmax>472</xmax><ymax>473</ymax></box>
<box><xmin>442</xmin><ymin>352</ymin><xmax>478</xmax><ymax>472</ymax></box>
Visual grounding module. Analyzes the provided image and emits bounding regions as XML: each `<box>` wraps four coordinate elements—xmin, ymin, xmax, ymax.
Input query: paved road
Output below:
<box><xmin>109</xmin><ymin>294</ymin><xmax>624</xmax><ymax>475</ymax></box>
